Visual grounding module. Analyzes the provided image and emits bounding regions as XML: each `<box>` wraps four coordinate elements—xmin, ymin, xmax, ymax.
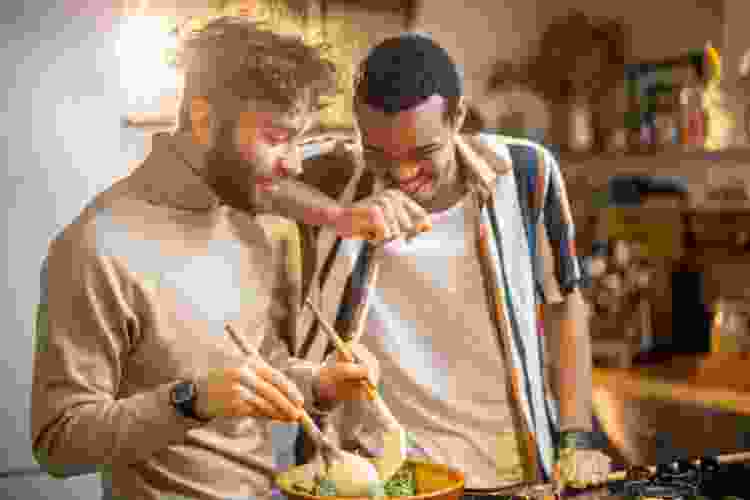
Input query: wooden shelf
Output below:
<box><xmin>559</xmin><ymin>147</ymin><xmax>750</xmax><ymax>164</ymax></box>
<box><xmin>593</xmin><ymin>353</ymin><xmax>750</xmax><ymax>415</ymax></box>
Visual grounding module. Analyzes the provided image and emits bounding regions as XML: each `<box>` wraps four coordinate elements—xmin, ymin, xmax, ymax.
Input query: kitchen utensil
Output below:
<box><xmin>224</xmin><ymin>324</ymin><xmax>380</xmax><ymax>495</ymax></box>
<box><xmin>303</xmin><ymin>299</ymin><xmax>408</xmax><ymax>483</ymax></box>
<box><xmin>304</xmin><ymin>298</ymin><xmax>377</xmax><ymax>400</ymax></box>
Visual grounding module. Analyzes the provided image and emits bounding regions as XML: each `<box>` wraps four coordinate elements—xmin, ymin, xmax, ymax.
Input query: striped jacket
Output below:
<box><xmin>295</xmin><ymin>132</ymin><xmax>592</xmax><ymax>483</ymax></box>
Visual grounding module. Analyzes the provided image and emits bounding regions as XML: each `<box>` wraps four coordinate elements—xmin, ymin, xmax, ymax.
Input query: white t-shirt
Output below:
<box><xmin>341</xmin><ymin>195</ymin><xmax>524</xmax><ymax>488</ymax></box>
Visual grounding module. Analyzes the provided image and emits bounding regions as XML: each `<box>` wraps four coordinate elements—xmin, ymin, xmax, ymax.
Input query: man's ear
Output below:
<box><xmin>452</xmin><ymin>96</ymin><xmax>468</xmax><ymax>134</ymax></box>
<box><xmin>189</xmin><ymin>96</ymin><xmax>212</xmax><ymax>146</ymax></box>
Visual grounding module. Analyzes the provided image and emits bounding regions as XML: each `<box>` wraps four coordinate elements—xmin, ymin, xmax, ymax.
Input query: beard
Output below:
<box><xmin>202</xmin><ymin>118</ymin><xmax>258</xmax><ymax>214</ymax></box>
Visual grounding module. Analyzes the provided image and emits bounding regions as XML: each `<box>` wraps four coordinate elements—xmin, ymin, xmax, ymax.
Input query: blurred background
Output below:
<box><xmin>5</xmin><ymin>0</ymin><xmax>750</xmax><ymax>498</ymax></box>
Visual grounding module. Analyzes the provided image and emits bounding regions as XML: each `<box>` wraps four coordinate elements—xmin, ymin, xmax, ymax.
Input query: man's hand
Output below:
<box><xmin>194</xmin><ymin>356</ymin><xmax>305</xmax><ymax>422</ymax></box>
<box><xmin>553</xmin><ymin>447</ymin><xmax>612</xmax><ymax>492</ymax></box>
<box><xmin>335</xmin><ymin>189</ymin><xmax>432</xmax><ymax>242</ymax></box>
<box><xmin>315</xmin><ymin>342</ymin><xmax>378</xmax><ymax>404</ymax></box>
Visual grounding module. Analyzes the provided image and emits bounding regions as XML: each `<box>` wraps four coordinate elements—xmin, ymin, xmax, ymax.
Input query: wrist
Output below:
<box><xmin>171</xmin><ymin>380</ymin><xmax>211</xmax><ymax>423</ymax></box>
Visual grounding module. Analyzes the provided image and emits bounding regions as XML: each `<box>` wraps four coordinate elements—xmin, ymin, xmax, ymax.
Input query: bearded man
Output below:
<box><xmin>31</xmin><ymin>17</ymin><xmax>378</xmax><ymax>500</ymax></box>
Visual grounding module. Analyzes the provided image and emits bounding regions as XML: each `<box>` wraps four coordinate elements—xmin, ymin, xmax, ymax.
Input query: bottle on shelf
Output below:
<box><xmin>679</xmin><ymin>61</ymin><xmax>706</xmax><ymax>150</ymax></box>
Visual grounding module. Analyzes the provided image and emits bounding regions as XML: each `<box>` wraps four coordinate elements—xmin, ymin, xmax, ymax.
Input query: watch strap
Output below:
<box><xmin>558</xmin><ymin>430</ymin><xmax>597</xmax><ymax>451</ymax></box>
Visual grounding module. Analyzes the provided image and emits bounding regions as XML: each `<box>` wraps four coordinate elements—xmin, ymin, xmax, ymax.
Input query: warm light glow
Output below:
<box><xmin>115</xmin><ymin>16</ymin><xmax>178</xmax><ymax>98</ymax></box>
<box><xmin>169</xmin><ymin>0</ymin><xmax>368</xmax><ymax>129</ymax></box>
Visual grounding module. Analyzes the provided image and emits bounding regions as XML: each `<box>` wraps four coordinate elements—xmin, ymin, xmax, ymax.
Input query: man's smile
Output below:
<box><xmin>397</xmin><ymin>166</ymin><xmax>433</xmax><ymax>194</ymax></box>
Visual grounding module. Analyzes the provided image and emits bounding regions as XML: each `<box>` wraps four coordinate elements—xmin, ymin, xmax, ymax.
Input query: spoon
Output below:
<box><xmin>223</xmin><ymin>324</ymin><xmax>381</xmax><ymax>496</ymax></box>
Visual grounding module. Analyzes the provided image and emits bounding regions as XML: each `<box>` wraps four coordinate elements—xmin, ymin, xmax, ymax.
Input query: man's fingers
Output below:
<box><xmin>373</xmin><ymin>199</ymin><xmax>396</xmax><ymax>241</ymax></box>
<box><xmin>389</xmin><ymin>190</ymin><xmax>431</xmax><ymax>235</ymax></box>
<box><xmin>594</xmin><ymin>453</ymin><xmax>612</xmax><ymax>484</ymax></box>
<box><xmin>558</xmin><ymin>451</ymin><xmax>611</xmax><ymax>489</ymax></box>
<box><xmin>327</xmin><ymin>362</ymin><xmax>372</xmax><ymax>390</ymax></box>
<box><xmin>337</xmin><ymin>381</ymin><xmax>374</xmax><ymax>401</ymax></box>
<box><xmin>393</xmin><ymin>189</ymin><xmax>427</xmax><ymax>218</ymax></box>
<box><xmin>237</xmin><ymin>366</ymin><xmax>302</xmax><ymax>421</ymax></box>
<box><xmin>363</xmin><ymin>205</ymin><xmax>387</xmax><ymax>241</ymax></box>
<box><xmin>342</xmin><ymin>188</ymin><xmax>432</xmax><ymax>242</ymax></box>
<box><xmin>234</xmin><ymin>384</ymin><xmax>293</xmax><ymax>421</ymax></box>
<box><xmin>254</xmin><ymin>376</ymin><xmax>303</xmax><ymax>421</ymax></box>
<box><xmin>247</xmin><ymin>357</ymin><xmax>305</xmax><ymax>407</ymax></box>
<box><xmin>339</xmin><ymin>205</ymin><xmax>387</xmax><ymax>241</ymax></box>
<box><xmin>390</xmin><ymin>195</ymin><xmax>414</xmax><ymax>236</ymax></box>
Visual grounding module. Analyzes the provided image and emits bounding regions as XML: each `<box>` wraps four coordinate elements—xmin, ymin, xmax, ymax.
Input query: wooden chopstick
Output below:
<box><xmin>351</xmin><ymin>255</ymin><xmax>381</xmax><ymax>345</ymax></box>
<box><xmin>225</xmin><ymin>323</ymin><xmax>254</xmax><ymax>357</ymax></box>
<box><xmin>305</xmin><ymin>299</ymin><xmax>353</xmax><ymax>358</ymax></box>
<box><xmin>224</xmin><ymin>323</ymin><xmax>333</xmax><ymax>457</ymax></box>
<box><xmin>304</xmin><ymin>298</ymin><xmax>378</xmax><ymax>400</ymax></box>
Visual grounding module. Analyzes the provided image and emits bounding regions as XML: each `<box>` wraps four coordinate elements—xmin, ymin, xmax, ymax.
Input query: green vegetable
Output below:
<box><xmin>314</xmin><ymin>478</ymin><xmax>338</xmax><ymax>497</ymax></box>
<box><xmin>312</xmin><ymin>462</ymin><xmax>417</xmax><ymax>498</ymax></box>
<box><xmin>382</xmin><ymin>462</ymin><xmax>416</xmax><ymax>497</ymax></box>
<box><xmin>367</xmin><ymin>480</ymin><xmax>387</xmax><ymax>499</ymax></box>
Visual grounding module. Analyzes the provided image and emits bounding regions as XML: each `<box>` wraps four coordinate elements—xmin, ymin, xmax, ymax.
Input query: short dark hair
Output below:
<box><xmin>176</xmin><ymin>17</ymin><xmax>338</xmax><ymax>131</ymax></box>
<box><xmin>354</xmin><ymin>33</ymin><xmax>463</xmax><ymax>122</ymax></box>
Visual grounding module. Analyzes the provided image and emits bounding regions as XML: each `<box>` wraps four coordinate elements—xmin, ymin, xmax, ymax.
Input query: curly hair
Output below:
<box><xmin>176</xmin><ymin>16</ymin><xmax>338</xmax><ymax>132</ymax></box>
<box><xmin>353</xmin><ymin>33</ymin><xmax>463</xmax><ymax>124</ymax></box>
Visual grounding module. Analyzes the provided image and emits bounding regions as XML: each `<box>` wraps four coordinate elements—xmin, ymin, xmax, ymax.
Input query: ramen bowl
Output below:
<box><xmin>276</xmin><ymin>459</ymin><xmax>465</xmax><ymax>500</ymax></box>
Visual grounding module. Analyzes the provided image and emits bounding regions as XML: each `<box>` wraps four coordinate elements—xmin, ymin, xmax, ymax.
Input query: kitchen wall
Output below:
<box><xmin>1</xmin><ymin>1</ymin><xmax>166</xmax><ymax>498</ymax></box>
<box><xmin>415</xmin><ymin>0</ymin><xmax>545</xmax><ymax>122</ymax></box>
<box><xmin>548</xmin><ymin>1</ymin><xmax>723</xmax><ymax>61</ymax></box>
<box><xmin>415</xmin><ymin>0</ymin><xmax>724</xmax><ymax>132</ymax></box>
<box><xmin>326</xmin><ymin>2</ymin><xmax>405</xmax><ymax>65</ymax></box>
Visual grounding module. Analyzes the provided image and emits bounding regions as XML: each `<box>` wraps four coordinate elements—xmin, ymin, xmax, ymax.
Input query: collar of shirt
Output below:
<box><xmin>454</xmin><ymin>133</ymin><xmax>512</xmax><ymax>203</ymax></box>
<box><xmin>131</xmin><ymin>131</ymin><xmax>222</xmax><ymax>211</ymax></box>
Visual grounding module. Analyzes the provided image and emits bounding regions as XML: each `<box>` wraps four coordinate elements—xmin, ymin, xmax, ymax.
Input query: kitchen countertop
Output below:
<box><xmin>591</xmin><ymin>353</ymin><xmax>750</xmax><ymax>466</ymax></box>
<box><xmin>593</xmin><ymin>353</ymin><xmax>750</xmax><ymax>415</ymax></box>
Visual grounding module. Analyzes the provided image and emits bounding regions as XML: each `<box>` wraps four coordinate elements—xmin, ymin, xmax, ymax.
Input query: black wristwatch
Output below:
<box><xmin>170</xmin><ymin>380</ymin><xmax>206</xmax><ymax>421</ymax></box>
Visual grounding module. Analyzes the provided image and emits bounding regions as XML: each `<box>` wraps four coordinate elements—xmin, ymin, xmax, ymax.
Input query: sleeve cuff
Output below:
<box><xmin>557</xmin><ymin>430</ymin><xmax>598</xmax><ymax>450</ymax></box>
<box><xmin>127</xmin><ymin>382</ymin><xmax>206</xmax><ymax>440</ymax></box>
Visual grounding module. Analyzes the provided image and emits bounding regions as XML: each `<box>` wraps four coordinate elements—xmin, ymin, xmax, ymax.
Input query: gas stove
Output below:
<box><xmin>488</xmin><ymin>456</ymin><xmax>749</xmax><ymax>499</ymax></box>
<box><xmin>592</xmin><ymin>456</ymin><xmax>747</xmax><ymax>499</ymax></box>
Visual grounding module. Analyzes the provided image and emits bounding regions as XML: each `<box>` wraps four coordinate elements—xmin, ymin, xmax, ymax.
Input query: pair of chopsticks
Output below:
<box><xmin>305</xmin><ymin>298</ymin><xmax>378</xmax><ymax>400</ymax></box>
<box><xmin>223</xmin><ymin>322</ymin><xmax>333</xmax><ymax>456</ymax></box>
<box><xmin>224</xmin><ymin>306</ymin><xmax>376</xmax><ymax>404</ymax></box>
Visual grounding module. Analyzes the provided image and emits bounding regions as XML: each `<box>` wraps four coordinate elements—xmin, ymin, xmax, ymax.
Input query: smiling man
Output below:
<box><xmin>297</xmin><ymin>33</ymin><xmax>612</xmax><ymax>496</ymax></box>
<box><xmin>30</xmin><ymin>17</ymin><xmax>378</xmax><ymax>500</ymax></box>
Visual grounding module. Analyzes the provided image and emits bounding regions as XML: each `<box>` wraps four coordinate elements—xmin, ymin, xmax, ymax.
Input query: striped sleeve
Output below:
<box><xmin>536</xmin><ymin>145</ymin><xmax>585</xmax><ymax>296</ymax></box>
<box><xmin>495</xmin><ymin>135</ymin><xmax>585</xmax><ymax>301</ymax></box>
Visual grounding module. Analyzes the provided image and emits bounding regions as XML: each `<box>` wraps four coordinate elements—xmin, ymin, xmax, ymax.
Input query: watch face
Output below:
<box><xmin>172</xmin><ymin>381</ymin><xmax>193</xmax><ymax>404</ymax></box>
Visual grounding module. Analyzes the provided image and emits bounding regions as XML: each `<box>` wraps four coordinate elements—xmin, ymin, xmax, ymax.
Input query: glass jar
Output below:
<box><xmin>654</xmin><ymin>112</ymin><xmax>678</xmax><ymax>147</ymax></box>
<box><xmin>711</xmin><ymin>299</ymin><xmax>750</xmax><ymax>354</ymax></box>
